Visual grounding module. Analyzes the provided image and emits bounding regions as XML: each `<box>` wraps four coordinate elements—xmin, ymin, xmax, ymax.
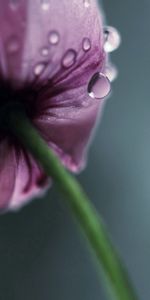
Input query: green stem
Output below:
<box><xmin>7</xmin><ymin>109</ymin><xmax>138</xmax><ymax>300</ymax></box>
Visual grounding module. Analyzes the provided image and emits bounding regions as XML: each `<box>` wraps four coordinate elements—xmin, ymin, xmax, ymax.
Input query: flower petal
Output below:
<box><xmin>9</xmin><ymin>149</ymin><xmax>49</xmax><ymax>210</ymax></box>
<box><xmin>34</xmin><ymin>98</ymin><xmax>105</xmax><ymax>172</ymax></box>
<box><xmin>0</xmin><ymin>0</ymin><xmax>27</xmax><ymax>83</ymax></box>
<box><xmin>30</xmin><ymin>0</ymin><xmax>107</xmax><ymax>172</ymax></box>
<box><xmin>23</xmin><ymin>0</ymin><xmax>104</xmax><ymax>83</ymax></box>
<box><xmin>0</xmin><ymin>0</ymin><xmax>105</xmax><ymax>84</ymax></box>
<box><xmin>0</xmin><ymin>139</ymin><xmax>16</xmax><ymax>210</ymax></box>
<box><xmin>0</xmin><ymin>0</ymin><xmax>107</xmax><ymax>210</ymax></box>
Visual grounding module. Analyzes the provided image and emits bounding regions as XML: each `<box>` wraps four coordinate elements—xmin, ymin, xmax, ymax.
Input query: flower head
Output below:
<box><xmin>0</xmin><ymin>0</ymin><xmax>117</xmax><ymax>211</ymax></box>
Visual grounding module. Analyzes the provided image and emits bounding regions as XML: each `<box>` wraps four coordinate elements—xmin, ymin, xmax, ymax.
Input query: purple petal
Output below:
<box><xmin>0</xmin><ymin>140</ymin><xmax>16</xmax><ymax>210</ymax></box>
<box><xmin>9</xmin><ymin>150</ymin><xmax>50</xmax><ymax>210</ymax></box>
<box><xmin>25</xmin><ymin>0</ymin><xmax>105</xmax><ymax>84</ymax></box>
<box><xmin>0</xmin><ymin>0</ymin><xmax>27</xmax><ymax>82</ymax></box>
<box><xmin>34</xmin><ymin>95</ymin><xmax>105</xmax><ymax>172</ymax></box>
<box><xmin>0</xmin><ymin>0</ymin><xmax>105</xmax><ymax>84</ymax></box>
<box><xmin>0</xmin><ymin>0</ymin><xmax>107</xmax><ymax>210</ymax></box>
<box><xmin>30</xmin><ymin>0</ymin><xmax>106</xmax><ymax>172</ymax></box>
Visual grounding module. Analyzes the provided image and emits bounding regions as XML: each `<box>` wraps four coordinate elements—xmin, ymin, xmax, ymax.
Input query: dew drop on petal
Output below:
<box><xmin>84</xmin><ymin>0</ymin><xmax>90</xmax><ymax>8</ymax></box>
<box><xmin>88</xmin><ymin>73</ymin><xmax>111</xmax><ymax>99</ymax></box>
<box><xmin>82</xmin><ymin>38</ymin><xmax>91</xmax><ymax>52</ymax></box>
<box><xmin>6</xmin><ymin>36</ymin><xmax>20</xmax><ymax>53</ymax></box>
<box><xmin>9</xmin><ymin>0</ymin><xmax>20</xmax><ymax>10</ymax></box>
<box><xmin>41</xmin><ymin>0</ymin><xmax>50</xmax><ymax>11</ymax></box>
<box><xmin>62</xmin><ymin>49</ymin><xmax>77</xmax><ymax>68</ymax></box>
<box><xmin>41</xmin><ymin>47</ymin><xmax>49</xmax><ymax>57</ymax></box>
<box><xmin>34</xmin><ymin>63</ymin><xmax>46</xmax><ymax>76</ymax></box>
<box><xmin>48</xmin><ymin>31</ymin><xmax>60</xmax><ymax>45</ymax></box>
<box><xmin>104</xmin><ymin>26</ymin><xmax>121</xmax><ymax>53</ymax></box>
<box><xmin>105</xmin><ymin>64</ymin><xmax>118</xmax><ymax>82</ymax></box>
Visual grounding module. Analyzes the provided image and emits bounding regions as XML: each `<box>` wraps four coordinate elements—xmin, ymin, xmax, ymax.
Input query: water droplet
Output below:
<box><xmin>6</xmin><ymin>36</ymin><xmax>20</xmax><ymax>53</ymax></box>
<box><xmin>82</xmin><ymin>38</ymin><xmax>91</xmax><ymax>52</ymax></box>
<box><xmin>104</xmin><ymin>26</ymin><xmax>121</xmax><ymax>53</ymax></box>
<box><xmin>84</xmin><ymin>0</ymin><xmax>90</xmax><ymax>8</ymax></box>
<box><xmin>48</xmin><ymin>31</ymin><xmax>60</xmax><ymax>45</ymax></box>
<box><xmin>41</xmin><ymin>0</ymin><xmax>49</xmax><ymax>10</ymax></box>
<box><xmin>9</xmin><ymin>0</ymin><xmax>20</xmax><ymax>10</ymax></box>
<box><xmin>88</xmin><ymin>72</ymin><xmax>111</xmax><ymax>99</ymax></box>
<box><xmin>62</xmin><ymin>49</ymin><xmax>77</xmax><ymax>68</ymax></box>
<box><xmin>41</xmin><ymin>47</ymin><xmax>49</xmax><ymax>56</ymax></box>
<box><xmin>34</xmin><ymin>63</ymin><xmax>46</xmax><ymax>76</ymax></box>
<box><xmin>105</xmin><ymin>64</ymin><xmax>118</xmax><ymax>82</ymax></box>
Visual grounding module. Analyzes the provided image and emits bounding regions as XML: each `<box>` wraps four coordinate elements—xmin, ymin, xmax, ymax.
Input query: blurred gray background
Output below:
<box><xmin>0</xmin><ymin>0</ymin><xmax>150</xmax><ymax>299</ymax></box>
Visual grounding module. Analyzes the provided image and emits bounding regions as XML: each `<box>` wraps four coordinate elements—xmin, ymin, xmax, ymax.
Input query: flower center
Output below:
<box><xmin>0</xmin><ymin>81</ymin><xmax>37</xmax><ymax>139</ymax></box>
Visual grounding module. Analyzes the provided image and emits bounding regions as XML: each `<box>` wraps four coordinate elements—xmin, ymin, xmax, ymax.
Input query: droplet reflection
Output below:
<box><xmin>34</xmin><ymin>63</ymin><xmax>46</xmax><ymax>76</ymax></box>
<box><xmin>41</xmin><ymin>47</ymin><xmax>49</xmax><ymax>57</ymax></box>
<box><xmin>105</xmin><ymin>64</ymin><xmax>118</xmax><ymax>82</ymax></box>
<box><xmin>84</xmin><ymin>0</ymin><xmax>90</xmax><ymax>8</ymax></box>
<box><xmin>48</xmin><ymin>31</ymin><xmax>60</xmax><ymax>45</ymax></box>
<box><xmin>62</xmin><ymin>49</ymin><xmax>77</xmax><ymax>68</ymax></box>
<box><xmin>88</xmin><ymin>73</ymin><xmax>111</xmax><ymax>99</ymax></box>
<box><xmin>82</xmin><ymin>38</ymin><xmax>91</xmax><ymax>52</ymax></box>
<box><xmin>104</xmin><ymin>26</ymin><xmax>121</xmax><ymax>53</ymax></box>
<box><xmin>41</xmin><ymin>0</ymin><xmax>50</xmax><ymax>11</ymax></box>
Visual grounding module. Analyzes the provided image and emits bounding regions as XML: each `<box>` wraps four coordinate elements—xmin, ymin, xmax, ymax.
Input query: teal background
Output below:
<box><xmin>0</xmin><ymin>1</ymin><xmax>150</xmax><ymax>299</ymax></box>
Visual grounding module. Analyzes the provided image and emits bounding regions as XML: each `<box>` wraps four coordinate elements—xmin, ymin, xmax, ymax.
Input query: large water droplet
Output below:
<box><xmin>88</xmin><ymin>73</ymin><xmax>111</xmax><ymax>99</ymax></box>
<box><xmin>6</xmin><ymin>36</ymin><xmax>20</xmax><ymax>53</ymax></box>
<box><xmin>82</xmin><ymin>38</ymin><xmax>91</xmax><ymax>52</ymax></box>
<box><xmin>34</xmin><ymin>63</ymin><xmax>46</xmax><ymax>76</ymax></box>
<box><xmin>41</xmin><ymin>0</ymin><xmax>49</xmax><ymax>11</ymax></box>
<box><xmin>62</xmin><ymin>49</ymin><xmax>77</xmax><ymax>68</ymax></box>
<box><xmin>104</xmin><ymin>26</ymin><xmax>121</xmax><ymax>53</ymax></box>
<box><xmin>84</xmin><ymin>0</ymin><xmax>90</xmax><ymax>8</ymax></box>
<box><xmin>48</xmin><ymin>31</ymin><xmax>60</xmax><ymax>45</ymax></box>
<box><xmin>105</xmin><ymin>64</ymin><xmax>118</xmax><ymax>82</ymax></box>
<box><xmin>41</xmin><ymin>47</ymin><xmax>49</xmax><ymax>57</ymax></box>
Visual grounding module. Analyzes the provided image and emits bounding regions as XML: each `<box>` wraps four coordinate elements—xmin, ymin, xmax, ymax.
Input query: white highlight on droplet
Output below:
<box><xmin>34</xmin><ymin>63</ymin><xmax>46</xmax><ymax>76</ymax></box>
<box><xmin>82</xmin><ymin>38</ymin><xmax>91</xmax><ymax>52</ymax></box>
<box><xmin>105</xmin><ymin>64</ymin><xmax>118</xmax><ymax>82</ymax></box>
<box><xmin>48</xmin><ymin>31</ymin><xmax>60</xmax><ymax>45</ymax></box>
<box><xmin>104</xmin><ymin>26</ymin><xmax>121</xmax><ymax>53</ymax></box>
<box><xmin>84</xmin><ymin>0</ymin><xmax>90</xmax><ymax>8</ymax></box>
<box><xmin>41</xmin><ymin>47</ymin><xmax>49</xmax><ymax>57</ymax></box>
<box><xmin>62</xmin><ymin>49</ymin><xmax>77</xmax><ymax>68</ymax></box>
<box><xmin>41</xmin><ymin>0</ymin><xmax>50</xmax><ymax>11</ymax></box>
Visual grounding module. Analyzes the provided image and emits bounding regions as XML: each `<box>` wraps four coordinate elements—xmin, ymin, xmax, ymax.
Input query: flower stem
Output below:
<box><xmin>8</xmin><ymin>109</ymin><xmax>138</xmax><ymax>300</ymax></box>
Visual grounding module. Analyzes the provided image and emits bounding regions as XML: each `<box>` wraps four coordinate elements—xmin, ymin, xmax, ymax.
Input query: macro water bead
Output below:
<box><xmin>0</xmin><ymin>0</ymin><xmax>119</xmax><ymax>211</ymax></box>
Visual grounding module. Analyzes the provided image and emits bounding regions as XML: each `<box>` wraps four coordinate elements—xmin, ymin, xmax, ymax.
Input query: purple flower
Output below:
<box><xmin>0</xmin><ymin>0</ymin><xmax>110</xmax><ymax>211</ymax></box>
